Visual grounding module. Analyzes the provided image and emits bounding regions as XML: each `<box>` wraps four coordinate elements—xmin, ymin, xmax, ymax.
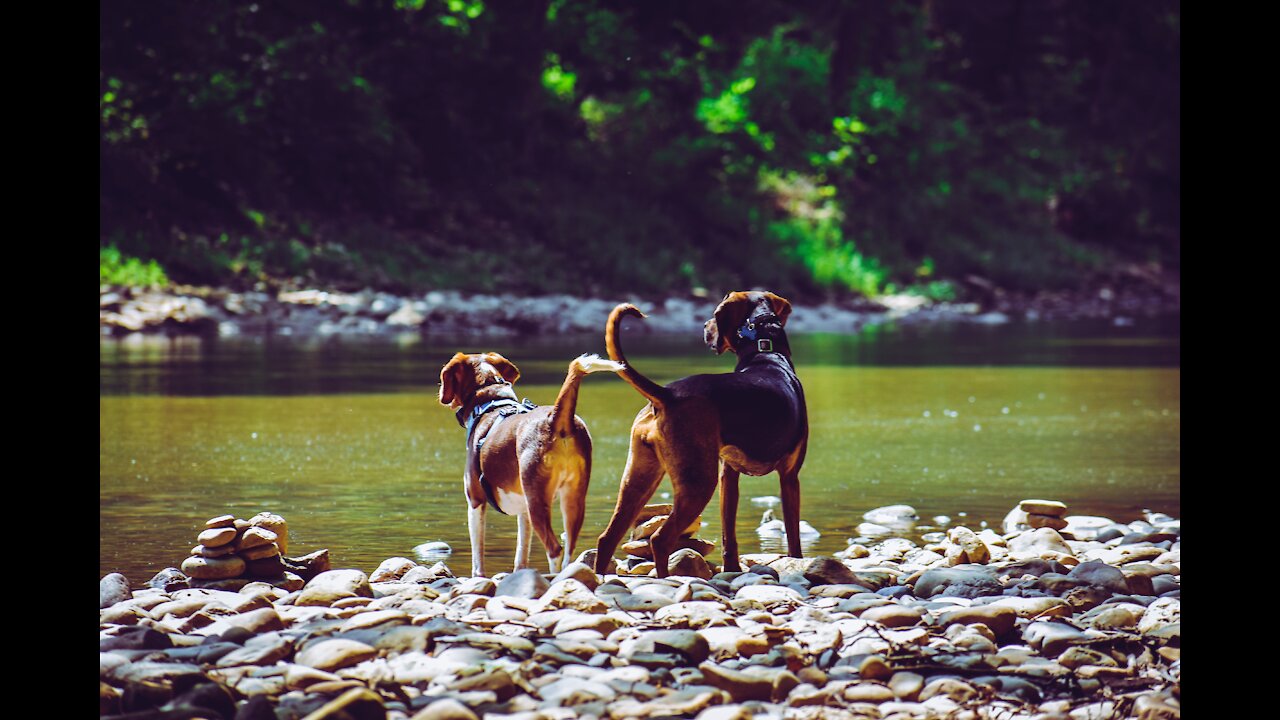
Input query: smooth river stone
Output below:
<box><xmin>370</xmin><ymin>557</ymin><xmax>417</xmax><ymax>583</ymax></box>
<box><xmin>181</xmin><ymin>554</ymin><xmax>246</xmax><ymax>580</ymax></box>
<box><xmin>696</xmin><ymin>626</ymin><xmax>753</xmax><ymax>659</ymax></box>
<box><xmin>653</xmin><ymin>601</ymin><xmax>733</xmax><ymax>629</ymax></box>
<box><xmin>633</xmin><ymin>513</ymin><xmax>703</xmax><ymax>539</ymax></box>
<box><xmin>632</xmin><ymin>515</ymin><xmax>666</xmax><ymax>541</ymax></box>
<box><xmin>1067</xmin><ymin>561</ymin><xmax>1130</xmax><ymax>594</ymax></box>
<box><xmin>1022</xmin><ymin>621</ymin><xmax>1096</xmax><ymax>657</ymax></box>
<box><xmin>534</xmin><ymin>578</ymin><xmax>607</xmax><ymax>614</ymax></box>
<box><xmin>864</xmin><ymin>505</ymin><xmax>918</xmax><ymax>526</ymax></box>
<box><xmin>1026</xmin><ymin>513</ymin><xmax>1070</xmax><ymax>531</ymax></box>
<box><xmin>1137</xmin><ymin>597</ymin><xmax>1179</xmax><ymax>634</ymax></box>
<box><xmin>1018</xmin><ymin>500</ymin><xmax>1068</xmax><ymax>517</ymax></box>
<box><xmin>411</xmin><ymin>698</ymin><xmax>480</xmax><ymax>720</ymax></box>
<box><xmin>919</xmin><ymin>678</ymin><xmax>979</xmax><ymax>703</ymax></box>
<box><xmin>1058</xmin><ymin>646</ymin><xmax>1118</xmax><ymax>669</ymax></box>
<box><xmin>1083</xmin><ymin>602</ymin><xmax>1146</xmax><ymax>631</ymax></box>
<box><xmin>667</xmin><ymin>548</ymin><xmax>713</xmax><ymax>579</ymax></box>
<box><xmin>946</xmin><ymin>527</ymin><xmax>990</xmax><ymax>564</ymax></box>
<box><xmin>554</xmin><ymin>612</ymin><xmax>622</xmax><ymax>635</ymax></box>
<box><xmin>552</xmin><ymin>561</ymin><xmax>599</xmax><ymax>591</ymax></box>
<box><xmin>495</xmin><ymin>568</ymin><xmax>549</xmax><ymax>599</ymax></box>
<box><xmin>1062</xmin><ymin>515</ymin><xmax>1120</xmax><ymax>541</ymax></box>
<box><xmin>936</xmin><ymin>605</ymin><xmax>1018</xmax><ymax>639</ymax></box>
<box><xmin>245</xmin><ymin>554</ymin><xmax>286</xmax><ymax>577</ymax></box>
<box><xmin>626</xmin><ymin>629</ymin><xmax>710</xmax><ymax>664</ymax></box>
<box><xmin>239</xmin><ymin>542</ymin><xmax>281</xmax><ymax>561</ymax></box>
<box><xmin>735</xmin><ymin>584</ymin><xmax>804</xmax><ymax>606</ymax></box>
<box><xmin>698</xmin><ymin>663</ymin><xmax>777</xmax><ymax>702</ymax></box>
<box><xmin>247</xmin><ymin>512</ymin><xmax>288</xmax><ymax>552</ymax></box>
<box><xmin>100</xmin><ymin>573</ymin><xmax>132</xmax><ymax>609</ymax></box>
<box><xmin>295</xmin><ymin>639</ymin><xmax>378</xmax><ymax>672</ymax></box>
<box><xmin>304</xmin><ymin>688</ymin><xmax>385</xmax><ymax>719</ymax></box>
<box><xmin>216</xmin><ymin>632</ymin><xmax>292</xmax><ymax>667</ymax></box>
<box><xmin>295</xmin><ymin>569</ymin><xmax>373</xmax><ymax>606</ymax></box>
<box><xmin>843</xmin><ymin>683</ymin><xmax>896</xmax><ymax>703</ymax></box>
<box><xmin>205</xmin><ymin>515</ymin><xmax>237</xmax><ymax>529</ymax></box>
<box><xmin>1007</xmin><ymin>528</ymin><xmax>1072</xmax><ymax>555</ymax></box>
<box><xmin>889</xmin><ymin>671</ymin><xmax>925</xmax><ymax>701</ymax></box>
<box><xmin>983</xmin><ymin>596</ymin><xmax>1072</xmax><ymax>618</ymax></box>
<box><xmin>633</xmin><ymin>504</ymin><xmax>675</xmax><ymax>527</ymax></box>
<box><xmin>860</xmin><ymin>604</ymin><xmax>925</xmax><ymax>628</ymax></box>
<box><xmin>197</xmin><ymin>527</ymin><xmax>238</xmax><ymax>548</ymax></box>
<box><xmin>803</xmin><ymin>556</ymin><xmax>860</xmax><ymax>586</ymax></box>
<box><xmin>236</xmin><ymin>526</ymin><xmax>278</xmax><ymax>551</ymax></box>
<box><xmin>193</xmin><ymin>543</ymin><xmax>237</xmax><ymax>558</ymax></box>
<box><xmin>914</xmin><ymin>565</ymin><xmax>1003</xmax><ymax>599</ymax></box>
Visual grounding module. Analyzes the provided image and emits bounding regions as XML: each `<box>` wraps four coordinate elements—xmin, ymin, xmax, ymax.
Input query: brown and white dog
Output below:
<box><xmin>439</xmin><ymin>352</ymin><xmax>623</xmax><ymax>576</ymax></box>
<box><xmin>594</xmin><ymin>291</ymin><xmax>809</xmax><ymax>577</ymax></box>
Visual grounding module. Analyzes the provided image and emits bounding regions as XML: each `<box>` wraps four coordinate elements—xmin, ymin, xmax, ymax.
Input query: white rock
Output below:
<box><xmin>864</xmin><ymin>505</ymin><xmax>918</xmax><ymax>527</ymax></box>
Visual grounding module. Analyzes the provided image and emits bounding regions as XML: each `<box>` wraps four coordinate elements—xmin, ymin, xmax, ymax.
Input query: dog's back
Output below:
<box><xmin>667</xmin><ymin>360</ymin><xmax>806</xmax><ymax>470</ymax></box>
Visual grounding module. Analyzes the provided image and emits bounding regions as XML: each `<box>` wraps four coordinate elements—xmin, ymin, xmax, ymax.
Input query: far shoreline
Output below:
<box><xmin>100</xmin><ymin>275</ymin><xmax>1180</xmax><ymax>341</ymax></box>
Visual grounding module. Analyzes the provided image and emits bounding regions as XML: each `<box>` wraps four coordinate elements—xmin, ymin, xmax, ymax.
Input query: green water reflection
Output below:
<box><xmin>100</xmin><ymin>320</ymin><xmax>1179</xmax><ymax>582</ymax></box>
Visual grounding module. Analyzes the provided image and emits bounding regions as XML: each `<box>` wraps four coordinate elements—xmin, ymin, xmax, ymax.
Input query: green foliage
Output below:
<box><xmin>101</xmin><ymin>245</ymin><xmax>169</xmax><ymax>287</ymax></box>
<box><xmin>99</xmin><ymin>0</ymin><xmax>1179</xmax><ymax>298</ymax></box>
<box><xmin>542</xmin><ymin>53</ymin><xmax>577</xmax><ymax>101</ymax></box>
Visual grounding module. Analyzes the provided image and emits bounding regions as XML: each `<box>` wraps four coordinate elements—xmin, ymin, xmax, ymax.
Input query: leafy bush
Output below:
<box><xmin>100</xmin><ymin>245</ymin><xmax>169</xmax><ymax>287</ymax></box>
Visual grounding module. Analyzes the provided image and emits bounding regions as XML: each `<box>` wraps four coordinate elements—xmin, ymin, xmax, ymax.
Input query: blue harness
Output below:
<box><xmin>458</xmin><ymin>395</ymin><xmax>538</xmax><ymax>514</ymax></box>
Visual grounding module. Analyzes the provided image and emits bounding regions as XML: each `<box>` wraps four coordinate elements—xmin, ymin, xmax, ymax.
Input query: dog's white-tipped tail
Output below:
<box><xmin>574</xmin><ymin>353</ymin><xmax>626</xmax><ymax>375</ymax></box>
<box><xmin>550</xmin><ymin>353</ymin><xmax>625</xmax><ymax>439</ymax></box>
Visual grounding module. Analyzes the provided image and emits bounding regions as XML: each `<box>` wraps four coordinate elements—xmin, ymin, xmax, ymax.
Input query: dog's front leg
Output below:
<box><xmin>468</xmin><ymin>501</ymin><xmax>487</xmax><ymax>577</ymax></box>
<box><xmin>718</xmin><ymin>463</ymin><xmax>742</xmax><ymax>572</ymax></box>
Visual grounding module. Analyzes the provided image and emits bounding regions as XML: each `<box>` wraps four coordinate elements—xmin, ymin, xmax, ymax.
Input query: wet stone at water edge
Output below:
<box><xmin>100</xmin><ymin>499</ymin><xmax>1180</xmax><ymax>719</ymax></box>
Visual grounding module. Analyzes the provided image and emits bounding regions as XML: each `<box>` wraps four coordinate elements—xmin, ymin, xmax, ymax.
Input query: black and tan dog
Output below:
<box><xmin>439</xmin><ymin>352</ymin><xmax>622</xmax><ymax>577</ymax></box>
<box><xmin>594</xmin><ymin>291</ymin><xmax>809</xmax><ymax>577</ymax></box>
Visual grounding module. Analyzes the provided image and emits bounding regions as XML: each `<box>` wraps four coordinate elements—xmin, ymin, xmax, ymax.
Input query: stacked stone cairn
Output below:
<box><xmin>618</xmin><ymin>503</ymin><xmax>716</xmax><ymax>578</ymax></box>
<box><xmin>178</xmin><ymin>512</ymin><xmax>324</xmax><ymax>592</ymax></box>
<box><xmin>1003</xmin><ymin>498</ymin><xmax>1070</xmax><ymax>532</ymax></box>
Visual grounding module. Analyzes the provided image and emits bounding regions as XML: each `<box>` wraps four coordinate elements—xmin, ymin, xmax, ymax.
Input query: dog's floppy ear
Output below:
<box><xmin>438</xmin><ymin>352</ymin><xmax>472</xmax><ymax>406</ymax></box>
<box><xmin>706</xmin><ymin>291</ymin><xmax>753</xmax><ymax>355</ymax></box>
<box><xmin>703</xmin><ymin>317</ymin><xmax>724</xmax><ymax>354</ymax></box>
<box><xmin>483</xmin><ymin>353</ymin><xmax>521</xmax><ymax>384</ymax></box>
<box><xmin>762</xmin><ymin>291</ymin><xmax>792</xmax><ymax>326</ymax></box>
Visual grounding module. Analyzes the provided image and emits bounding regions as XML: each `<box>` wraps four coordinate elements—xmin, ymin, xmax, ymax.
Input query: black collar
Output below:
<box><xmin>736</xmin><ymin>313</ymin><xmax>784</xmax><ymax>354</ymax></box>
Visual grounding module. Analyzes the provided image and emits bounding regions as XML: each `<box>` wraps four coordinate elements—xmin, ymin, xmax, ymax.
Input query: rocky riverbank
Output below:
<box><xmin>99</xmin><ymin>266</ymin><xmax>1179</xmax><ymax>339</ymax></box>
<box><xmin>99</xmin><ymin>499</ymin><xmax>1180</xmax><ymax>719</ymax></box>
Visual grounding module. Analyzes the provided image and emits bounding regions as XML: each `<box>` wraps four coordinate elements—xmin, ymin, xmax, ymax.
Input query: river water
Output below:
<box><xmin>100</xmin><ymin>317</ymin><xmax>1179</xmax><ymax>582</ymax></box>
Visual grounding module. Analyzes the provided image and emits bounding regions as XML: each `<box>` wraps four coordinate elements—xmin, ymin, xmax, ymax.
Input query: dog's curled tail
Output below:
<box><xmin>606</xmin><ymin>303</ymin><xmax>672</xmax><ymax>410</ymax></box>
<box><xmin>550</xmin><ymin>353</ymin><xmax>626</xmax><ymax>439</ymax></box>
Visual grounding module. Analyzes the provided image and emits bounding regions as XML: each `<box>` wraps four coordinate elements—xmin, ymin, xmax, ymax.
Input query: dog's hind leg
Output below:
<box><xmin>559</xmin><ymin>458</ymin><xmax>588</xmax><ymax>570</ymax></box>
<box><xmin>514</xmin><ymin>509</ymin><xmax>532</xmax><ymax>571</ymax></box>
<box><xmin>779</xmin><ymin>470</ymin><xmax>803</xmax><ymax>558</ymax></box>
<box><xmin>595</xmin><ymin>431</ymin><xmax>664</xmax><ymax>574</ymax></box>
<box><xmin>522</xmin><ymin>465</ymin><xmax>565</xmax><ymax>573</ymax></box>
<box><xmin>718</xmin><ymin>463</ymin><xmax>743</xmax><ymax>572</ymax></box>
<box><xmin>778</xmin><ymin>441</ymin><xmax>807</xmax><ymax>558</ymax></box>
<box><xmin>650</xmin><ymin>458</ymin><xmax>718</xmax><ymax>578</ymax></box>
<box><xmin>467</xmin><ymin>500</ymin><xmax>487</xmax><ymax>577</ymax></box>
